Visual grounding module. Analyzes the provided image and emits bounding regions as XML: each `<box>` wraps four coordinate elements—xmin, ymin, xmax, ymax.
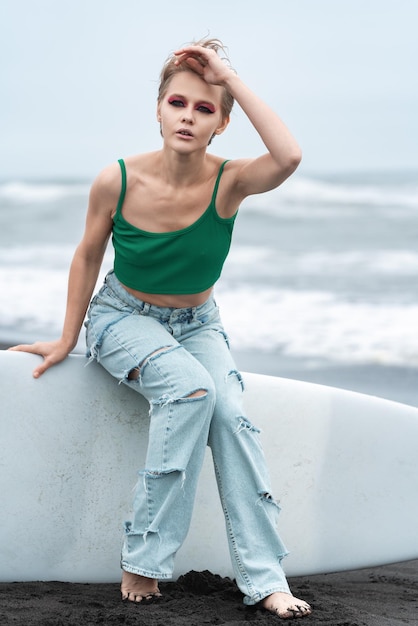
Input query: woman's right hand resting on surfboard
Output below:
<box><xmin>8</xmin><ymin>339</ymin><xmax>74</xmax><ymax>378</ymax></box>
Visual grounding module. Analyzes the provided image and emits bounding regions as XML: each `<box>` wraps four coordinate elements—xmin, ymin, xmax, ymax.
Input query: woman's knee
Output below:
<box><xmin>127</xmin><ymin>346</ymin><xmax>172</xmax><ymax>380</ymax></box>
<box><xmin>128</xmin><ymin>344</ymin><xmax>217</xmax><ymax>405</ymax></box>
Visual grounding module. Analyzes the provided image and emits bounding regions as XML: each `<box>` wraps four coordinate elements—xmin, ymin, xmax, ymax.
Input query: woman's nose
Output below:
<box><xmin>181</xmin><ymin>108</ymin><xmax>194</xmax><ymax>123</ymax></box>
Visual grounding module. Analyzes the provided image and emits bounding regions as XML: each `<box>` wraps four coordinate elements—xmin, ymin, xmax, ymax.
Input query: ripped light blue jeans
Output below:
<box><xmin>85</xmin><ymin>271</ymin><xmax>290</xmax><ymax>604</ymax></box>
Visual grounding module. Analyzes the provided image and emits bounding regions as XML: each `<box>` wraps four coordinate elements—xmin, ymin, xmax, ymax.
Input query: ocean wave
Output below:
<box><xmin>1</xmin><ymin>174</ymin><xmax>417</xmax><ymax>212</ymax></box>
<box><xmin>0</xmin><ymin>181</ymin><xmax>90</xmax><ymax>203</ymax></box>
<box><xmin>0</xmin><ymin>246</ymin><xmax>113</xmax><ymax>271</ymax></box>
<box><xmin>1</xmin><ymin>266</ymin><xmax>417</xmax><ymax>367</ymax></box>
<box><xmin>242</xmin><ymin>175</ymin><xmax>418</xmax><ymax>214</ymax></box>
<box><xmin>0</xmin><ymin>245</ymin><xmax>75</xmax><ymax>268</ymax></box>
<box><xmin>217</xmin><ymin>286</ymin><xmax>418</xmax><ymax>367</ymax></box>
<box><xmin>224</xmin><ymin>247</ymin><xmax>418</xmax><ymax>278</ymax></box>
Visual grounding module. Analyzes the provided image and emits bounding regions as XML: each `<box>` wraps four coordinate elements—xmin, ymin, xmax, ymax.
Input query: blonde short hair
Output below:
<box><xmin>158</xmin><ymin>38</ymin><xmax>235</xmax><ymax>121</ymax></box>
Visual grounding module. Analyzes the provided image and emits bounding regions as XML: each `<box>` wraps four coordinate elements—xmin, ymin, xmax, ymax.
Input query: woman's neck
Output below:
<box><xmin>158</xmin><ymin>147</ymin><xmax>210</xmax><ymax>187</ymax></box>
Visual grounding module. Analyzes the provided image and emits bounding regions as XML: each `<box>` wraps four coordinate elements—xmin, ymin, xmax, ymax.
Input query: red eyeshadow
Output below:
<box><xmin>197</xmin><ymin>102</ymin><xmax>216</xmax><ymax>113</ymax></box>
<box><xmin>168</xmin><ymin>96</ymin><xmax>186</xmax><ymax>105</ymax></box>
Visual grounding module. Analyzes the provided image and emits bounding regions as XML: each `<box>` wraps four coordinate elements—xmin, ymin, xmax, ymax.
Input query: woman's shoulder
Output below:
<box><xmin>91</xmin><ymin>161</ymin><xmax>122</xmax><ymax>193</ymax></box>
<box><xmin>88</xmin><ymin>160</ymin><xmax>128</xmax><ymax>214</ymax></box>
<box><xmin>89</xmin><ymin>153</ymin><xmax>152</xmax><ymax>201</ymax></box>
<box><xmin>92</xmin><ymin>152</ymin><xmax>153</xmax><ymax>183</ymax></box>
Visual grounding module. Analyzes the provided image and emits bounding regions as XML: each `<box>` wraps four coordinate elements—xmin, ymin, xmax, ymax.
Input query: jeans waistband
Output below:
<box><xmin>104</xmin><ymin>271</ymin><xmax>216</xmax><ymax>323</ymax></box>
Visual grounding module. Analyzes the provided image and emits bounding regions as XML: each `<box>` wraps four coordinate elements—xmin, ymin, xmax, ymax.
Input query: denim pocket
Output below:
<box><xmin>94</xmin><ymin>284</ymin><xmax>134</xmax><ymax>313</ymax></box>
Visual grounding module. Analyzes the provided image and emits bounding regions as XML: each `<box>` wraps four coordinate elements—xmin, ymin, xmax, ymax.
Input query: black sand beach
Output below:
<box><xmin>1</xmin><ymin>560</ymin><xmax>418</xmax><ymax>625</ymax></box>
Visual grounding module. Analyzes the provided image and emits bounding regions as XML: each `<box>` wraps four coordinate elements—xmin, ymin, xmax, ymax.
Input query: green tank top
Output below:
<box><xmin>112</xmin><ymin>159</ymin><xmax>237</xmax><ymax>294</ymax></box>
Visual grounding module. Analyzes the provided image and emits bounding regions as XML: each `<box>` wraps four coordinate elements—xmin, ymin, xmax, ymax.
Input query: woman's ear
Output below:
<box><xmin>208</xmin><ymin>116</ymin><xmax>230</xmax><ymax>146</ymax></box>
<box><xmin>215</xmin><ymin>115</ymin><xmax>230</xmax><ymax>136</ymax></box>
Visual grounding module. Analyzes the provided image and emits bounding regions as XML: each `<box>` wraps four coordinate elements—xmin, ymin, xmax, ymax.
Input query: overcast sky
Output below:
<box><xmin>1</xmin><ymin>0</ymin><xmax>417</xmax><ymax>179</ymax></box>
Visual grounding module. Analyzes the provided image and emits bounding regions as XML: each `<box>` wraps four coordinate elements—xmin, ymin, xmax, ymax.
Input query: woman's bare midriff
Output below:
<box><xmin>121</xmin><ymin>283</ymin><xmax>214</xmax><ymax>309</ymax></box>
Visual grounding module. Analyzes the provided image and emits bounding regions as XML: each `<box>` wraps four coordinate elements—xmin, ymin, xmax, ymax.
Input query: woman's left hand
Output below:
<box><xmin>174</xmin><ymin>45</ymin><xmax>234</xmax><ymax>86</ymax></box>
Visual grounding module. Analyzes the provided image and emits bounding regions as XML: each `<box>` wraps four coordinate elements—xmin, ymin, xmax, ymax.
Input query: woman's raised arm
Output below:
<box><xmin>175</xmin><ymin>44</ymin><xmax>302</xmax><ymax>197</ymax></box>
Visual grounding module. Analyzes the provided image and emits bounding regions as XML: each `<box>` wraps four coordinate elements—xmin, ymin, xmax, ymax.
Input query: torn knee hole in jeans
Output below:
<box><xmin>186</xmin><ymin>389</ymin><xmax>207</xmax><ymax>398</ymax></box>
<box><xmin>140</xmin><ymin>467</ymin><xmax>187</xmax><ymax>493</ymax></box>
<box><xmin>149</xmin><ymin>388</ymin><xmax>208</xmax><ymax>415</ymax></box>
<box><xmin>127</xmin><ymin>346</ymin><xmax>174</xmax><ymax>380</ymax></box>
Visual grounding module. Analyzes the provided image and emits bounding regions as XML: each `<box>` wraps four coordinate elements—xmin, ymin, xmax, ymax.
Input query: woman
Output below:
<box><xmin>10</xmin><ymin>39</ymin><xmax>312</xmax><ymax>619</ymax></box>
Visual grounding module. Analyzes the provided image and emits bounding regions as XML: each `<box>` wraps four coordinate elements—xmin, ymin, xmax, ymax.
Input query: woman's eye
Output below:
<box><xmin>197</xmin><ymin>105</ymin><xmax>214</xmax><ymax>114</ymax></box>
<box><xmin>168</xmin><ymin>99</ymin><xmax>185</xmax><ymax>107</ymax></box>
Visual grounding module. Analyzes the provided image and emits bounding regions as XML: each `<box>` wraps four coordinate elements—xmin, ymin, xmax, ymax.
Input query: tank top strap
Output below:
<box><xmin>210</xmin><ymin>160</ymin><xmax>230</xmax><ymax>204</ymax></box>
<box><xmin>115</xmin><ymin>158</ymin><xmax>127</xmax><ymax>215</ymax></box>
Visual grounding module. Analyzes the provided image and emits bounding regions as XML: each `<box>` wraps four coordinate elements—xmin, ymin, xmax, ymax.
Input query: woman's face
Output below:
<box><xmin>157</xmin><ymin>71</ymin><xmax>229</xmax><ymax>150</ymax></box>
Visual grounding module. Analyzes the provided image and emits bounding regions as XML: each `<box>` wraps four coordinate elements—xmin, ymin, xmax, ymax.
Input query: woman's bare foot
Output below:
<box><xmin>121</xmin><ymin>570</ymin><xmax>162</xmax><ymax>603</ymax></box>
<box><xmin>262</xmin><ymin>591</ymin><xmax>312</xmax><ymax>619</ymax></box>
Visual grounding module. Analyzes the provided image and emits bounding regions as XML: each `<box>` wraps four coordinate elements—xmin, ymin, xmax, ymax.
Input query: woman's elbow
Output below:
<box><xmin>289</xmin><ymin>147</ymin><xmax>302</xmax><ymax>172</ymax></box>
<box><xmin>279</xmin><ymin>148</ymin><xmax>302</xmax><ymax>180</ymax></box>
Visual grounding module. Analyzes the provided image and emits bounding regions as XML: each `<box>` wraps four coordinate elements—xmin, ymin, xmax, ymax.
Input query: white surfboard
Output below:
<box><xmin>1</xmin><ymin>350</ymin><xmax>418</xmax><ymax>583</ymax></box>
